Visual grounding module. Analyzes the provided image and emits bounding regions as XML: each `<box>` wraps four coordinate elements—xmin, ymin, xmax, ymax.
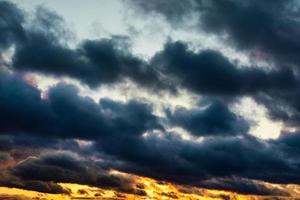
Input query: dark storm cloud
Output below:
<box><xmin>95</xmin><ymin>130</ymin><xmax>300</xmax><ymax>196</ymax></box>
<box><xmin>129</xmin><ymin>0</ymin><xmax>300</xmax><ymax>131</ymax></box>
<box><xmin>48</xmin><ymin>84</ymin><xmax>161</xmax><ymax>138</ymax></box>
<box><xmin>3</xmin><ymin>152</ymin><xmax>146</xmax><ymax>196</ymax></box>
<box><xmin>8</xmin><ymin>0</ymin><xmax>300</xmax><ymax>134</ymax></box>
<box><xmin>199</xmin><ymin>177</ymin><xmax>289</xmax><ymax>196</ymax></box>
<box><xmin>0</xmin><ymin>1</ymin><xmax>172</xmax><ymax>91</ymax></box>
<box><xmin>275</xmin><ymin>131</ymin><xmax>300</xmax><ymax>151</ymax></box>
<box><xmin>0</xmin><ymin>69</ymin><xmax>297</xmax><ymax>195</ymax></box>
<box><xmin>166</xmin><ymin>100</ymin><xmax>249</xmax><ymax>136</ymax></box>
<box><xmin>127</xmin><ymin>0</ymin><xmax>300</xmax><ymax>127</ymax></box>
<box><xmin>0</xmin><ymin>71</ymin><xmax>298</xmax><ymax>196</ymax></box>
<box><xmin>271</xmin><ymin>131</ymin><xmax>300</xmax><ymax>161</ymax></box>
<box><xmin>2</xmin><ymin>1</ymin><xmax>297</xmax><ymax>98</ymax></box>
<box><xmin>128</xmin><ymin>0</ymin><xmax>300</xmax><ymax>68</ymax></box>
<box><xmin>95</xmin><ymin>132</ymin><xmax>298</xmax><ymax>187</ymax></box>
<box><xmin>0</xmin><ymin>2</ymin><xmax>172</xmax><ymax>91</ymax></box>
<box><xmin>0</xmin><ymin>134</ymin><xmax>98</xmax><ymax>165</ymax></box>
<box><xmin>151</xmin><ymin>41</ymin><xmax>297</xmax><ymax>96</ymax></box>
<box><xmin>0</xmin><ymin>71</ymin><xmax>160</xmax><ymax>140</ymax></box>
<box><xmin>254</xmin><ymin>87</ymin><xmax>300</xmax><ymax>127</ymax></box>
<box><xmin>2</xmin><ymin>0</ymin><xmax>300</xmax><ymax>197</ymax></box>
<box><xmin>152</xmin><ymin>40</ymin><xmax>300</xmax><ymax>129</ymax></box>
<box><xmin>0</xmin><ymin>134</ymin><xmax>79</xmax><ymax>152</ymax></box>
<box><xmin>0</xmin><ymin>1</ymin><xmax>25</xmax><ymax>52</ymax></box>
<box><xmin>198</xmin><ymin>0</ymin><xmax>300</xmax><ymax>67</ymax></box>
<box><xmin>0</xmin><ymin>170</ymin><xmax>70</xmax><ymax>194</ymax></box>
<box><xmin>13</xmin><ymin>32</ymin><xmax>170</xmax><ymax>90</ymax></box>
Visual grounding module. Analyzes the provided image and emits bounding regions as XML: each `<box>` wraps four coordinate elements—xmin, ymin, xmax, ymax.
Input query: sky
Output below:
<box><xmin>1</xmin><ymin>0</ymin><xmax>300</xmax><ymax>199</ymax></box>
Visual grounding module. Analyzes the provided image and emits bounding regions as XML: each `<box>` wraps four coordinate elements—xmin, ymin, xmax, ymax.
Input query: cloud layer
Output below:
<box><xmin>1</xmin><ymin>0</ymin><xmax>300</xmax><ymax>198</ymax></box>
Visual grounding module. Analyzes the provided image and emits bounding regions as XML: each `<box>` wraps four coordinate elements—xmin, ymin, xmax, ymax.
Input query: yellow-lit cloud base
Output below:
<box><xmin>1</xmin><ymin>172</ymin><xmax>300</xmax><ymax>200</ymax></box>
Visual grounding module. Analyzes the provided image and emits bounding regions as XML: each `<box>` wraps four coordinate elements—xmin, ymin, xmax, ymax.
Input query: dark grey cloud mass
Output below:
<box><xmin>1</xmin><ymin>0</ymin><xmax>300</xmax><ymax>197</ymax></box>
<box><xmin>199</xmin><ymin>177</ymin><xmax>289</xmax><ymax>196</ymax></box>
<box><xmin>166</xmin><ymin>100</ymin><xmax>249</xmax><ymax>136</ymax></box>
<box><xmin>0</xmin><ymin>2</ymin><xmax>172</xmax><ymax>91</ymax></box>
<box><xmin>2</xmin><ymin>66</ymin><xmax>294</xmax><ymax>195</ymax></box>
<box><xmin>151</xmin><ymin>41</ymin><xmax>297</xmax><ymax>96</ymax></box>
<box><xmin>0</xmin><ymin>172</ymin><xmax>70</xmax><ymax>195</ymax></box>
<box><xmin>0</xmin><ymin>1</ymin><xmax>25</xmax><ymax>52</ymax></box>
<box><xmin>0</xmin><ymin>71</ymin><xmax>161</xmax><ymax>140</ymax></box>
<box><xmin>128</xmin><ymin>0</ymin><xmax>300</xmax><ymax>68</ymax></box>
<box><xmin>95</xmin><ymin>132</ymin><xmax>299</xmax><ymax>186</ymax></box>
<box><xmin>1</xmin><ymin>1</ymin><xmax>297</xmax><ymax>97</ymax></box>
<box><xmin>126</xmin><ymin>0</ymin><xmax>300</xmax><ymax>123</ymax></box>
<box><xmin>0</xmin><ymin>152</ymin><xmax>146</xmax><ymax>196</ymax></box>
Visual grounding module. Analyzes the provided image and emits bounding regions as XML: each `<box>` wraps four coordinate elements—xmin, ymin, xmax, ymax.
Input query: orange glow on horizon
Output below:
<box><xmin>1</xmin><ymin>171</ymin><xmax>300</xmax><ymax>200</ymax></box>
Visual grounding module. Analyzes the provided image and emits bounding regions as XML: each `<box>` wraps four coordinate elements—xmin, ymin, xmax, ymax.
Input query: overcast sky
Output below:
<box><xmin>1</xmin><ymin>0</ymin><xmax>300</xmax><ymax>199</ymax></box>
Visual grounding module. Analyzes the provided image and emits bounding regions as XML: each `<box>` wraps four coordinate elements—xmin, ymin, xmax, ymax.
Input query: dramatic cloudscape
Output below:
<box><xmin>1</xmin><ymin>0</ymin><xmax>300</xmax><ymax>199</ymax></box>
